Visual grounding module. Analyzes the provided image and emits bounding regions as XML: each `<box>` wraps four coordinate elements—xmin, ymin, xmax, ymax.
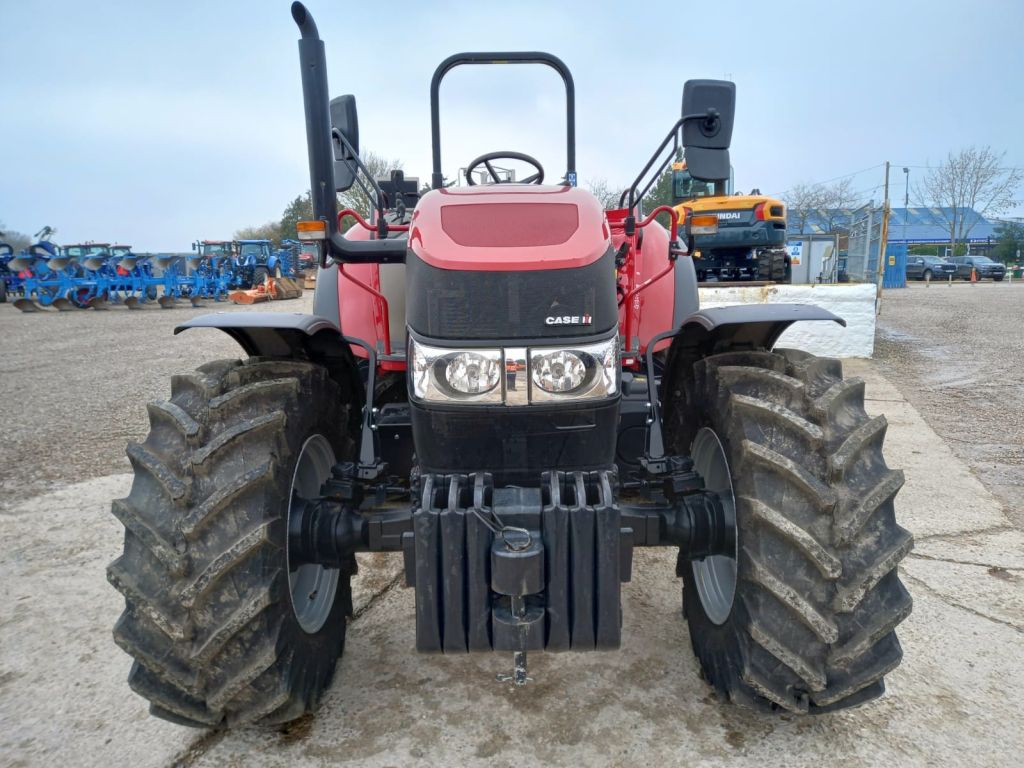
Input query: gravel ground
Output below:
<box><xmin>1</xmin><ymin>292</ymin><xmax>1023</xmax><ymax>766</ymax></box>
<box><xmin>875</xmin><ymin>281</ymin><xmax>1024</xmax><ymax>526</ymax></box>
<box><xmin>0</xmin><ymin>297</ymin><xmax>314</xmax><ymax>508</ymax></box>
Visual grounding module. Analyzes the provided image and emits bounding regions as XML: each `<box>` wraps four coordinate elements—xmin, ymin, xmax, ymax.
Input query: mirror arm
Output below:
<box><xmin>622</xmin><ymin>117</ymin><xmax>684</xmax><ymax>212</ymax></box>
<box><xmin>619</xmin><ymin>107</ymin><xmax>728</xmax><ymax>211</ymax></box>
<box><xmin>634</xmin><ymin>137</ymin><xmax>679</xmax><ymax>216</ymax></box>
<box><xmin>333</xmin><ymin>130</ymin><xmax>390</xmax><ymax>237</ymax></box>
<box><xmin>680</xmin><ymin>107</ymin><xmax>721</xmax><ymax>134</ymax></box>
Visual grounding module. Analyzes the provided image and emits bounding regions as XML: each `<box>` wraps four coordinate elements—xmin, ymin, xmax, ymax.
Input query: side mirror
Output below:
<box><xmin>680</xmin><ymin>79</ymin><xmax>735</xmax><ymax>182</ymax></box>
<box><xmin>330</xmin><ymin>95</ymin><xmax>360</xmax><ymax>192</ymax></box>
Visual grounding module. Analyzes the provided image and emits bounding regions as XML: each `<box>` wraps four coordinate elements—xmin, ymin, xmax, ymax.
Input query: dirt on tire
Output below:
<box><xmin>108</xmin><ymin>357</ymin><xmax>356</xmax><ymax>727</ymax></box>
<box><xmin>663</xmin><ymin>348</ymin><xmax>913</xmax><ymax>712</ymax></box>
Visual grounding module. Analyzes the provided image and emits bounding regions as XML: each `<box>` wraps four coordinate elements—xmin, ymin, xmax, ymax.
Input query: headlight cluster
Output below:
<box><xmin>410</xmin><ymin>336</ymin><xmax>618</xmax><ymax>405</ymax></box>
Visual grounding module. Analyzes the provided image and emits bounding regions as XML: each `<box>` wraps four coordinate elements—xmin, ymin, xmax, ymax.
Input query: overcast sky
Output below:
<box><xmin>2</xmin><ymin>0</ymin><xmax>1022</xmax><ymax>251</ymax></box>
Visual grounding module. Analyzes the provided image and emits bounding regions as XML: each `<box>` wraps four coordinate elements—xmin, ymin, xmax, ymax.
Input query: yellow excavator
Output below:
<box><xmin>672</xmin><ymin>161</ymin><xmax>790</xmax><ymax>282</ymax></box>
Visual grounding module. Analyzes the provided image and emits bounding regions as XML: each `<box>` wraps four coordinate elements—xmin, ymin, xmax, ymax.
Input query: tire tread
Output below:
<box><xmin>668</xmin><ymin>347</ymin><xmax>912</xmax><ymax>713</ymax></box>
<box><xmin>109</xmin><ymin>358</ymin><xmax>352</xmax><ymax>728</ymax></box>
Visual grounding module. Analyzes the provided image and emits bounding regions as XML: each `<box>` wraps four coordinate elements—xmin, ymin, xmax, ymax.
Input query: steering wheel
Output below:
<box><xmin>465</xmin><ymin>151</ymin><xmax>545</xmax><ymax>185</ymax></box>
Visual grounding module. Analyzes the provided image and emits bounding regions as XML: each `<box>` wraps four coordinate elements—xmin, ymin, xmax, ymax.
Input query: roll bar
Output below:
<box><xmin>429</xmin><ymin>52</ymin><xmax>576</xmax><ymax>190</ymax></box>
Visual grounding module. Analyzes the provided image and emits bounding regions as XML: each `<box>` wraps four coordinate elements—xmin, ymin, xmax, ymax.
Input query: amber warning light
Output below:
<box><xmin>297</xmin><ymin>220</ymin><xmax>327</xmax><ymax>240</ymax></box>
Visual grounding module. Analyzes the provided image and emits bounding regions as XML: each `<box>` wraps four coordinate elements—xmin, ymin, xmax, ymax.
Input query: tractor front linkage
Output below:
<box><xmin>289</xmin><ymin>458</ymin><xmax>732</xmax><ymax>684</ymax></box>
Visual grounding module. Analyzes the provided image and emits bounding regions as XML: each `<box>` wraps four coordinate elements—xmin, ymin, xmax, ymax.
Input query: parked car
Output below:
<box><xmin>948</xmin><ymin>255</ymin><xmax>1006</xmax><ymax>281</ymax></box>
<box><xmin>906</xmin><ymin>255</ymin><xmax>957</xmax><ymax>281</ymax></box>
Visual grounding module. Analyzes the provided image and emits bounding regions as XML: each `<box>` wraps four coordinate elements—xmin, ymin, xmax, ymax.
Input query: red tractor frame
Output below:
<box><xmin>108</xmin><ymin>2</ymin><xmax>913</xmax><ymax>728</ymax></box>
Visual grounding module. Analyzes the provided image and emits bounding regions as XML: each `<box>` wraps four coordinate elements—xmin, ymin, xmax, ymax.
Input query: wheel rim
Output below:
<box><xmin>286</xmin><ymin>434</ymin><xmax>340</xmax><ymax>634</ymax></box>
<box><xmin>691</xmin><ymin>427</ymin><xmax>738</xmax><ymax>625</ymax></box>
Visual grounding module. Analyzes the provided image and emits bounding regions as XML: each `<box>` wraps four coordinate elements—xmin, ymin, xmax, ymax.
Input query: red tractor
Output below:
<box><xmin>108</xmin><ymin>2</ymin><xmax>912</xmax><ymax>727</ymax></box>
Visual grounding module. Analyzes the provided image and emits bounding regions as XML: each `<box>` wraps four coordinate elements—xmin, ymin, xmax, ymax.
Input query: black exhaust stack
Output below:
<box><xmin>291</xmin><ymin>2</ymin><xmax>406</xmax><ymax>264</ymax></box>
<box><xmin>292</xmin><ymin>5</ymin><xmax>337</xmax><ymax>238</ymax></box>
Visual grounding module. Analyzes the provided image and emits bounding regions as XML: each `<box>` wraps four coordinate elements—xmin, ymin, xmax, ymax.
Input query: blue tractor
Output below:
<box><xmin>234</xmin><ymin>239</ymin><xmax>297</xmax><ymax>287</ymax></box>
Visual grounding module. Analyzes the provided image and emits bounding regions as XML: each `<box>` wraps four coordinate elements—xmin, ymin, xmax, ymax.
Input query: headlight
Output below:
<box><xmin>410</xmin><ymin>339</ymin><xmax>503</xmax><ymax>403</ymax></box>
<box><xmin>529</xmin><ymin>336</ymin><xmax>618</xmax><ymax>403</ymax></box>
<box><xmin>532</xmin><ymin>350</ymin><xmax>586</xmax><ymax>393</ymax></box>
<box><xmin>445</xmin><ymin>352</ymin><xmax>501</xmax><ymax>394</ymax></box>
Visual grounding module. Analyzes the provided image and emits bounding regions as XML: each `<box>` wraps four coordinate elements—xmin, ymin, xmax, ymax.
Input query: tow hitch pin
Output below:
<box><xmin>497</xmin><ymin>651</ymin><xmax>532</xmax><ymax>687</ymax></box>
<box><xmin>496</xmin><ymin>595</ymin><xmax>534</xmax><ymax>686</ymax></box>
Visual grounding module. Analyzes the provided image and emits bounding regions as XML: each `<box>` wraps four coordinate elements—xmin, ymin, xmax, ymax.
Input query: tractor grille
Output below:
<box><xmin>405</xmin><ymin>248</ymin><xmax>617</xmax><ymax>340</ymax></box>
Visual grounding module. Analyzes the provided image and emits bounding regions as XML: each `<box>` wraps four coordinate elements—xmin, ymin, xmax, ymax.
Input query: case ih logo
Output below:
<box><xmin>545</xmin><ymin>314</ymin><xmax>593</xmax><ymax>326</ymax></box>
<box><xmin>718</xmin><ymin>212</ymin><xmax>742</xmax><ymax>220</ymax></box>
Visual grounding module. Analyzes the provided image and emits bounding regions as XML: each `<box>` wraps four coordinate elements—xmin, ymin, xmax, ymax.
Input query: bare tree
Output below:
<box><xmin>585</xmin><ymin>178</ymin><xmax>624</xmax><ymax>209</ymax></box>
<box><xmin>784</xmin><ymin>178</ymin><xmax>862</xmax><ymax>234</ymax></box>
<box><xmin>819</xmin><ymin>178</ymin><xmax>859</xmax><ymax>232</ymax></box>
<box><xmin>338</xmin><ymin>150</ymin><xmax>405</xmax><ymax>225</ymax></box>
<box><xmin>824</xmin><ymin>177</ymin><xmax>858</xmax><ymax>208</ymax></box>
<box><xmin>914</xmin><ymin>146</ymin><xmax>1023</xmax><ymax>255</ymax></box>
<box><xmin>783</xmin><ymin>183</ymin><xmax>825</xmax><ymax>234</ymax></box>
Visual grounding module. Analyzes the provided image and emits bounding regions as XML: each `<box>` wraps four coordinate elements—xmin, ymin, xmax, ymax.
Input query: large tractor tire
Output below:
<box><xmin>108</xmin><ymin>358</ymin><xmax>357</xmax><ymax>727</ymax></box>
<box><xmin>664</xmin><ymin>348</ymin><xmax>912</xmax><ymax>713</ymax></box>
<box><xmin>756</xmin><ymin>249</ymin><xmax>790</xmax><ymax>283</ymax></box>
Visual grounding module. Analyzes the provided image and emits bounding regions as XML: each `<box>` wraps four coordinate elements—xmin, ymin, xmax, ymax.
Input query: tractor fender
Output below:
<box><xmin>312</xmin><ymin>262</ymin><xmax>340</xmax><ymax>325</ymax></box>
<box><xmin>659</xmin><ymin>303</ymin><xmax>845</xmax><ymax>412</ymax></box>
<box><xmin>663</xmin><ymin>302</ymin><xmax>844</xmax><ymax>380</ymax></box>
<box><xmin>174</xmin><ymin>312</ymin><xmax>363</xmax><ymax>402</ymax></box>
<box><xmin>672</xmin><ymin>256</ymin><xmax>700</xmax><ymax>327</ymax></box>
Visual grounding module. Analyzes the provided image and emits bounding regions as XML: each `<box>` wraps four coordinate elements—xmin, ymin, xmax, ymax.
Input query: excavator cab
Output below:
<box><xmin>672</xmin><ymin>161</ymin><xmax>734</xmax><ymax>201</ymax></box>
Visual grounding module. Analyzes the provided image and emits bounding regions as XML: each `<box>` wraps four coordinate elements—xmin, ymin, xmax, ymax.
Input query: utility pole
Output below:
<box><xmin>875</xmin><ymin>161</ymin><xmax>891</xmax><ymax>312</ymax></box>
<box><xmin>903</xmin><ymin>167</ymin><xmax>910</xmax><ymax>243</ymax></box>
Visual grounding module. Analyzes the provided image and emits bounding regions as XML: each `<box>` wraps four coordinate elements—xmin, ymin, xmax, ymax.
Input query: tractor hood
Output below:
<box><xmin>408</xmin><ymin>185</ymin><xmax>610</xmax><ymax>272</ymax></box>
<box><xmin>403</xmin><ymin>184</ymin><xmax>618</xmax><ymax>341</ymax></box>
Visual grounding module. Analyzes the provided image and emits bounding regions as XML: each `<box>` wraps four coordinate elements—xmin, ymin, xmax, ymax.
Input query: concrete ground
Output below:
<box><xmin>1</xmin><ymin>293</ymin><xmax>1022</xmax><ymax>767</ymax></box>
<box><xmin>875</xmin><ymin>281</ymin><xmax>1024</xmax><ymax>526</ymax></box>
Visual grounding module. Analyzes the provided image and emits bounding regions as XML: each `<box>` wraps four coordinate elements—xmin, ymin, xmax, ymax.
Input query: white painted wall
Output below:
<box><xmin>697</xmin><ymin>283</ymin><xmax>877</xmax><ymax>358</ymax></box>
